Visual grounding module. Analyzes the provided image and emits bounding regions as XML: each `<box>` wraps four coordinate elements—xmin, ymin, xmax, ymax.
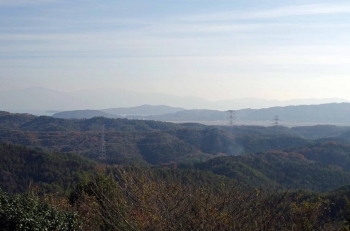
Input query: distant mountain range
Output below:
<box><xmin>52</xmin><ymin>103</ymin><xmax>350</xmax><ymax>125</ymax></box>
<box><xmin>53</xmin><ymin>105</ymin><xmax>185</xmax><ymax>119</ymax></box>
<box><xmin>102</xmin><ymin>105</ymin><xmax>185</xmax><ymax>116</ymax></box>
<box><xmin>52</xmin><ymin>110</ymin><xmax>119</xmax><ymax>119</ymax></box>
<box><xmin>135</xmin><ymin>103</ymin><xmax>350</xmax><ymax>125</ymax></box>
<box><xmin>0</xmin><ymin>87</ymin><xmax>347</xmax><ymax>115</ymax></box>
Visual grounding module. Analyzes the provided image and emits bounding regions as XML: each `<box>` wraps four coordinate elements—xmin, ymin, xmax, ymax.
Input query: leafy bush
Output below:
<box><xmin>0</xmin><ymin>189</ymin><xmax>79</xmax><ymax>231</ymax></box>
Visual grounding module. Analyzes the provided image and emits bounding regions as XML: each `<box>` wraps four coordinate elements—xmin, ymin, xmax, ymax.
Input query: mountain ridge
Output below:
<box><xmin>1</xmin><ymin>87</ymin><xmax>347</xmax><ymax>114</ymax></box>
<box><xmin>51</xmin><ymin>102</ymin><xmax>350</xmax><ymax>125</ymax></box>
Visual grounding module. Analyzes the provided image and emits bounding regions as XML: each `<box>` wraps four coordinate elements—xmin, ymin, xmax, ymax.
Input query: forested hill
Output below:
<box><xmin>0</xmin><ymin>113</ymin><xmax>182</xmax><ymax>132</ymax></box>
<box><xmin>3</xmin><ymin>141</ymin><xmax>350</xmax><ymax>195</ymax></box>
<box><xmin>4</xmin><ymin>111</ymin><xmax>350</xmax><ymax>165</ymax></box>
<box><xmin>192</xmin><ymin>149</ymin><xmax>350</xmax><ymax>192</ymax></box>
<box><xmin>0</xmin><ymin>111</ymin><xmax>36</xmax><ymax>129</ymax></box>
<box><xmin>0</xmin><ymin>111</ymin><xmax>314</xmax><ymax>165</ymax></box>
<box><xmin>0</xmin><ymin>143</ymin><xmax>95</xmax><ymax>195</ymax></box>
<box><xmin>2</xmin><ymin>111</ymin><xmax>350</xmax><ymax>230</ymax></box>
<box><xmin>286</xmin><ymin>142</ymin><xmax>350</xmax><ymax>170</ymax></box>
<box><xmin>3</xmin><ymin>143</ymin><xmax>350</xmax><ymax>230</ymax></box>
<box><xmin>3</xmin><ymin>141</ymin><xmax>350</xmax><ymax>196</ymax></box>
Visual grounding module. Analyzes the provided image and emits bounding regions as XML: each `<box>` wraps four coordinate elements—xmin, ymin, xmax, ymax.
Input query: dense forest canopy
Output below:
<box><xmin>3</xmin><ymin>111</ymin><xmax>350</xmax><ymax>229</ymax></box>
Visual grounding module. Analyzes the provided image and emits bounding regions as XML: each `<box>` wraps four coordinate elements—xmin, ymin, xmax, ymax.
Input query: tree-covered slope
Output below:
<box><xmin>0</xmin><ymin>112</ymin><xmax>312</xmax><ymax>165</ymax></box>
<box><xmin>287</xmin><ymin>142</ymin><xmax>350</xmax><ymax>170</ymax></box>
<box><xmin>193</xmin><ymin>151</ymin><xmax>350</xmax><ymax>192</ymax></box>
<box><xmin>0</xmin><ymin>143</ymin><xmax>95</xmax><ymax>195</ymax></box>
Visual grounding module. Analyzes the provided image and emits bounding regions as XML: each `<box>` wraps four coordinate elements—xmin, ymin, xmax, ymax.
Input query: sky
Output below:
<box><xmin>1</xmin><ymin>0</ymin><xmax>350</xmax><ymax>101</ymax></box>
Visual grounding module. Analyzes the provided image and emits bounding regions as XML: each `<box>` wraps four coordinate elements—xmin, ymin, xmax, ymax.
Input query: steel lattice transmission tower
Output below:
<box><xmin>227</xmin><ymin>110</ymin><xmax>236</xmax><ymax>127</ymax></box>
<box><xmin>99</xmin><ymin>125</ymin><xmax>107</xmax><ymax>159</ymax></box>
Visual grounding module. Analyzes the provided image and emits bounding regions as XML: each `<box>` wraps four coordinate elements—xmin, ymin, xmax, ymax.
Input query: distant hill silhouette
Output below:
<box><xmin>0</xmin><ymin>87</ymin><xmax>347</xmax><ymax>114</ymax></box>
<box><xmin>139</xmin><ymin>103</ymin><xmax>350</xmax><ymax>125</ymax></box>
<box><xmin>53</xmin><ymin>110</ymin><xmax>119</xmax><ymax>119</ymax></box>
<box><xmin>51</xmin><ymin>103</ymin><xmax>350</xmax><ymax>124</ymax></box>
<box><xmin>243</xmin><ymin>103</ymin><xmax>350</xmax><ymax>123</ymax></box>
<box><xmin>102</xmin><ymin>104</ymin><xmax>185</xmax><ymax>116</ymax></box>
<box><xmin>52</xmin><ymin>105</ymin><xmax>185</xmax><ymax>119</ymax></box>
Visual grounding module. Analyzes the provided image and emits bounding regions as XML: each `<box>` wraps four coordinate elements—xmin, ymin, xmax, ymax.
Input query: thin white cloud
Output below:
<box><xmin>0</xmin><ymin>0</ymin><xmax>62</xmax><ymax>6</ymax></box>
<box><xmin>183</xmin><ymin>4</ymin><xmax>350</xmax><ymax>22</ymax></box>
<box><xmin>146</xmin><ymin>21</ymin><xmax>350</xmax><ymax>35</ymax></box>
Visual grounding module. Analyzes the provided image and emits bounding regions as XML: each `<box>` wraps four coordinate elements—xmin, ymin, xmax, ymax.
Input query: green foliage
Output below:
<box><xmin>193</xmin><ymin>151</ymin><xmax>350</xmax><ymax>192</ymax></box>
<box><xmin>0</xmin><ymin>143</ymin><xmax>95</xmax><ymax>195</ymax></box>
<box><xmin>0</xmin><ymin>189</ymin><xmax>79</xmax><ymax>231</ymax></box>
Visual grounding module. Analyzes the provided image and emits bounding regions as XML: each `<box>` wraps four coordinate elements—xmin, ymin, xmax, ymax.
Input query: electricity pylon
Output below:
<box><xmin>227</xmin><ymin>110</ymin><xmax>236</xmax><ymax>127</ymax></box>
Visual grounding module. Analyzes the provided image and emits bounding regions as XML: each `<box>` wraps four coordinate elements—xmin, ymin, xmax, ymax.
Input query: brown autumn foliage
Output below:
<box><xmin>68</xmin><ymin>167</ymin><xmax>342</xmax><ymax>231</ymax></box>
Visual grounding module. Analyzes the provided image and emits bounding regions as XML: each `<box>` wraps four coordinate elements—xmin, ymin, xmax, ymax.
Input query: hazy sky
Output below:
<box><xmin>1</xmin><ymin>0</ymin><xmax>350</xmax><ymax>101</ymax></box>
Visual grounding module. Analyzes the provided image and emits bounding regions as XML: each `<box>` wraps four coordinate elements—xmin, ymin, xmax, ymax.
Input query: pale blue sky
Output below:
<box><xmin>1</xmin><ymin>0</ymin><xmax>350</xmax><ymax>100</ymax></box>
